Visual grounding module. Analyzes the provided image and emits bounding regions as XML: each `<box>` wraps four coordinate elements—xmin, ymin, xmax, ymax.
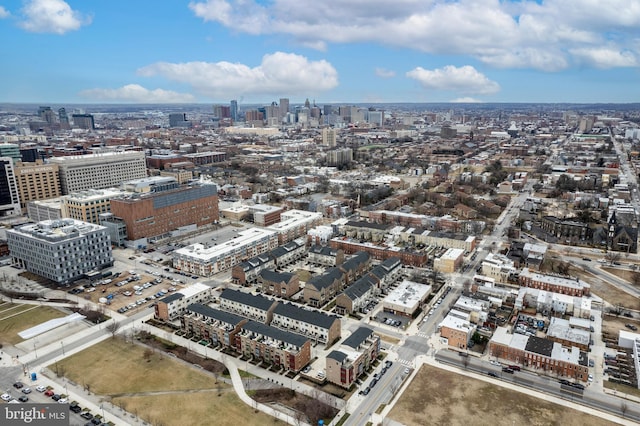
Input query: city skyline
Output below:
<box><xmin>1</xmin><ymin>0</ymin><xmax>639</xmax><ymax>104</ymax></box>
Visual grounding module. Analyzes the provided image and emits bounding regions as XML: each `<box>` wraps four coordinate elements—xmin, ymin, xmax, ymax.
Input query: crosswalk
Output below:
<box><xmin>397</xmin><ymin>358</ymin><xmax>413</xmax><ymax>367</ymax></box>
<box><xmin>417</xmin><ymin>332</ymin><xmax>430</xmax><ymax>339</ymax></box>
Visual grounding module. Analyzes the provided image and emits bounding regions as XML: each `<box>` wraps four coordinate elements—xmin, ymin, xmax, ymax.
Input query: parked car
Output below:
<box><xmin>70</xmin><ymin>405</ymin><xmax>82</xmax><ymax>413</ymax></box>
<box><xmin>35</xmin><ymin>385</ymin><xmax>46</xmax><ymax>392</ymax></box>
<box><xmin>1</xmin><ymin>393</ymin><xmax>11</xmax><ymax>401</ymax></box>
<box><xmin>21</xmin><ymin>388</ymin><xmax>31</xmax><ymax>394</ymax></box>
<box><xmin>13</xmin><ymin>382</ymin><xmax>24</xmax><ymax>389</ymax></box>
<box><xmin>80</xmin><ymin>412</ymin><xmax>94</xmax><ymax>420</ymax></box>
<box><xmin>44</xmin><ymin>390</ymin><xmax>55</xmax><ymax>396</ymax></box>
<box><xmin>18</xmin><ymin>396</ymin><xmax>29</xmax><ymax>402</ymax></box>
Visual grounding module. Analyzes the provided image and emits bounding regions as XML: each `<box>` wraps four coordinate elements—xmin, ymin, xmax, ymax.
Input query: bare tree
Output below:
<box><xmin>143</xmin><ymin>348</ymin><xmax>153</xmax><ymax>362</ymax></box>
<box><xmin>106</xmin><ymin>321</ymin><xmax>121</xmax><ymax>337</ymax></box>
<box><xmin>605</xmin><ymin>251</ymin><xmax>621</xmax><ymax>266</ymax></box>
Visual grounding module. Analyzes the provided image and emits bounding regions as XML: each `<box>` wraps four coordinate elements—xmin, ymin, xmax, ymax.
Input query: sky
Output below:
<box><xmin>0</xmin><ymin>0</ymin><xmax>639</xmax><ymax>105</ymax></box>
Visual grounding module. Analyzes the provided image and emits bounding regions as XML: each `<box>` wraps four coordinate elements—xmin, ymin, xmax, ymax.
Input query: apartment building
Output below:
<box><xmin>400</xmin><ymin>229</ymin><xmax>477</xmax><ymax>252</ymax></box>
<box><xmin>489</xmin><ymin>327</ymin><xmax>589</xmax><ymax>381</ymax></box>
<box><xmin>50</xmin><ymin>150</ymin><xmax>147</xmax><ymax>194</ymax></box>
<box><xmin>519</xmin><ymin>268</ymin><xmax>591</xmax><ymax>297</ymax></box>
<box><xmin>27</xmin><ymin>198</ymin><xmax>63</xmax><ymax>222</ymax></box>
<box><xmin>271</xmin><ymin>303</ymin><xmax>341</xmax><ymax>345</ymax></box>
<box><xmin>326</xmin><ymin>327</ymin><xmax>380</xmax><ymax>389</ymax></box>
<box><xmin>481</xmin><ymin>252</ymin><xmax>518</xmax><ymax>283</ymax></box>
<box><xmin>6</xmin><ymin>219</ymin><xmax>113</xmax><ymax>284</ymax></box>
<box><xmin>267</xmin><ymin>209</ymin><xmax>322</xmax><ymax>244</ymax></box>
<box><xmin>173</xmin><ymin>228</ymin><xmax>278</xmax><ymax>276</ymax></box>
<box><xmin>154</xmin><ymin>283</ymin><xmax>214</xmax><ymax>321</ymax></box>
<box><xmin>13</xmin><ymin>160</ymin><xmax>60</xmax><ymax>212</ymax></box>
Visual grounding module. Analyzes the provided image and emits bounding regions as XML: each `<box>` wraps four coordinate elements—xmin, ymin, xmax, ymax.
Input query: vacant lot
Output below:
<box><xmin>602</xmin><ymin>315</ymin><xmax>640</xmax><ymax>336</ymax></box>
<box><xmin>568</xmin><ymin>265</ymin><xmax>640</xmax><ymax>311</ymax></box>
<box><xmin>0</xmin><ymin>303</ymin><xmax>66</xmax><ymax>344</ymax></box>
<box><xmin>388</xmin><ymin>365</ymin><xmax>610</xmax><ymax>426</ymax></box>
<box><xmin>54</xmin><ymin>338</ymin><xmax>277</xmax><ymax>425</ymax></box>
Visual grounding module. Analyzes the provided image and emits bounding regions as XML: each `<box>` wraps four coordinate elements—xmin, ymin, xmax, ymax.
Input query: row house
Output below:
<box><xmin>231</xmin><ymin>241</ymin><xmax>305</xmax><ymax>285</ymax></box>
<box><xmin>303</xmin><ymin>267</ymin><xmax>346</xmax><ymax>307</ymax></box>
<box><xmin>271</xmin><ymin>303</ymin><xmax>342</xmax><ymax>345</ymax></box>
<box><xmin>330</xmin><ymin>238</ymin><xmax>428</xmax><ymax>267</ymax></box>
<box><xmin>326</xmin><ymin>327</ymin><xmax>380</xmax><ymax>389</ymax></box>
<box><xmin>232</xmin><ymin>253</ymin><xmax>274</xmax><ymax>286</ymax></box>
<box><xmin>259</xmin><ymin>269</ymin><xmax>300</xmax><ymax>299</ymax></box>
<box><xmin>338</xmin><ymin>251</ymin><xmax>371</xmax><ymax>285</ymax></box>
<box><xmin>219</xmin><ymin>288</ymin><xmax>278</xmax><ymax>323</ymax></box>
<box><xmin>181</xmin><ymin>303</ymin><xmax>247</xmax><ymax>348</ymax></box>
<box><xmin>308</xmin><ymin>245</ymin><xmax>345</xmax><ymax>267</ymax></box>
<box><xmin>519</xmin><ymin>268</ymin><xmax>591</xmax><ymax>297</ymax></box>
<box><xmin>154</xmin><ymin>283</ymin><xmax>214</xmax><ymax>321</ymax></box>
<box><xmin>540</xmin><ymin>216</ymin><xmax>591</xmax><ymax>241</ymax></box>
<box><xmin>489</xmin><ymin>327</ymin><xmax>589</xmax><ymax>382</ymax></box>
<box><xmin>342</xmin><ymin>221</ymin><xmax>390</xmax><ymax>242</ymax></box>
<box><xmin>335</xmin><ymin>275</ymin><xmax>377</xmax><ymax>315</ymax></box>
<box><xmin>235</xmin><ymin>320</ymin><xmax>311</xmax><ymax>372</ymax></box>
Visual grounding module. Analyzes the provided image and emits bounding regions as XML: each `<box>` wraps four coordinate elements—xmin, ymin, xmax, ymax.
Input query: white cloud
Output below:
<box><xmin>19</xmin><ymin>0</ymin><xmax>91</xmax><ymax>34</ymax></box>
<box><xmin>406</xmin><ymin>65</ymin><xmax>500</xmax><ymax>95</ymax></box>
<box><xmin>0</xmin><ymin>6</ymin><xmax>10</xmax><ymax>18</ymax></box>
<box><xmin>450</xmin><ymin>97</ymin><xmax>483</xmax><ymax>103</ymax></box>
<box><xmin>79</xmin><ymin>84</ymin><xmax>196</xmax><ymax>103</ymax></box>
<box><xmin>188</xmin><ymin>0</ymin><xmax>640</xmax><ymax>72</ymax></box>
<box><xmin>569</xmin><ymin>47</ymin><xmax>638</xmax><ymax>68</ymax></box>
<box><xmin>375</xmin><ymin>68</ymin><xmax>396</xmax><ymax>78</ymax></box>
<box><xmin>138</xmin><ymin>52</ymin><xmax>338</xmax><ymax>98</ymax></box>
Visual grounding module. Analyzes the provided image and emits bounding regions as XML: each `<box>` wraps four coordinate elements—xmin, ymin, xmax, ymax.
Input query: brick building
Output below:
<box><xmin>259</xmin><ymin>269</ymin><xmax>300</xmax><ymax>299</ymax></box>
<box><xmin>326</xmin><ymin>327</ymin><xmax>380</xmax><ymax>388</ymax></box>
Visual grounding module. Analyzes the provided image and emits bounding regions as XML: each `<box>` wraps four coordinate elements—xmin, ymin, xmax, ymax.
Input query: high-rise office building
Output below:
<box><xmin>72</xmin><ymin>114</ymin><xmax>95</xmax><ymax>130</ymax></box>
<box><xmin>38</xmin><ymin>106</ymin><xmax>55</xmax><ymax>124</ymax></box>
<box><xmin>13</xmin><ymin>160</ymin><xmax>61</xmax><ymax>212</ymax></box>
<box><xmin>58</xmin><ymin>108</ymin><xmax>70</xmax><ymax>129</ymax></box>
<box><xmin>213</xmin><ymin>105</ymin><xmax>231</xmax><ymax>119</ymax></box>
<box><xmin>230</xmin><ymin>100</ymin><xmax>238</xmax><ymax>121</ymax></box>
<box><xmin>0</xmin><ymin>157</ymin><xmax>21</xmax><ymax>217</ymax></box>
<box><xmin>279</xmin><ymin>98</ymin><xmax>289</xmax><ymax>121</ymax></box>
<box><xmin>7</xmin><ymin>219</ymin><xmax>113</xmax><ymax>285</ymax></box>
<box><xmin>50</xmin><ymin>150</ymin><xmax>147</xmax><ymax>194</ymax></box>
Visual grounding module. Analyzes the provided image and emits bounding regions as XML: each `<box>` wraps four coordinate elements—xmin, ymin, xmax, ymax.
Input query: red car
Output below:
<box><xmin>44</xmin><ymin>390</ymin><xmax>54</xmax><ymax>397</ymax></box>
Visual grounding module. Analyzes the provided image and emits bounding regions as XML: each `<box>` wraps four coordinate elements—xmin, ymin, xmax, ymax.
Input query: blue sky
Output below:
<box><xmin>0</xmin><ymin>0</ymin><xmax>639</xmax><ymax>104</ymax></box>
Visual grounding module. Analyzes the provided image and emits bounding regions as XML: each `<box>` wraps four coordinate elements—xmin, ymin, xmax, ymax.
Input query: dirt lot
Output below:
<box><xmin>602</xmin><ymin>314</ymin><xmax>640</xmax><ymax>336</ymax></box>
<box><xmin>54</xmin><ymin>337</ymin><xmax>277</xmax><ymax>426</ymax></box>
<box><xmin>388</xmin><ymin>365</ymin><xmax>610</xmax><ymax>426</ymax></box>
<box><xmin>564</xmin><ymin>264</ymin><xmax>640</xmax><ymax>311</ymax></box>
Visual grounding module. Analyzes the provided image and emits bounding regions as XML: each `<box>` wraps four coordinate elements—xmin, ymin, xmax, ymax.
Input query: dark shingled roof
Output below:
<box><xmin>307</xmin><ymin>267</ymin><xmax>344</xmax><ymax>291</ymax></box>
<box><xmin>259</xmin><ymin>269</ymin><xmax>294</xmax><ymax>283</ymax></box>
<box><xmin>341</xmin><ymin>251</ymin><xmax>370</xmax><ymax>272</ymax></box>
<box><xmin>525</xmin><ymin>335</ymin><xmax>554</xmax><ymax>357</ymax></box>
<box><xmin>220</xmin><ymin>288</ymin><xmax>275</xmax><ymax>311</ymax></box>
<box><xmin>343</xmin><ymin>326</ymin><xmax>374</xmax><ymax>349</ymax></box>
<box><xmin>327</xmin><ymin>350</ymin><xmax>348</xmax><ymax>363</ymax></box>
<box><xmin>380</xmin><ymin>257</ymin><xmax>401</xmax><ymax>271</ymax></box>
<box><xmin>242</xmin><ymin>320</ymin><xmax>309</xmax><ymax>348</ymax></box>
<box><xmin>270</xmin><ymin>241</ymin><xmax>303</xmax><ymax>259</ymax></box>
<box><xmin>309</xmin><ymin>245</ymin><xmax>337</xmax><ymax>256</ymax></box>
<box><xmin>159</xmin><ymin>292</ymin><xmax>183</xmax><ymax>304</ymax></box>
<box><xmin>273</xmin><ymin>303</ymin><xmax>339</xmax><ymax>329</ymax></box>
<box><xmin>342</xmin><ymin>276</ymin><xmax>375</xmax><ymax>301</ymax></box>
<box><xmin>186</xmin><ymin>303</ymin><xmax>246</xmax><ymax>325</ymax></box>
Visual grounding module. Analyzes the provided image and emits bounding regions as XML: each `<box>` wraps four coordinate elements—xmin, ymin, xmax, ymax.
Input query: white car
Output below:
<box><xmin>57</xmin><ymin>398</ymin><xmax>68</xmax><ymax>404</ymax></box>
<box><xmin>490</xmin><ymin>360</ymin><xmax>501</xmax><ymax>366</ymax></box>
<box><xmin>35</xmin><ymin>385</ymin><xmax>46</xmax><ymax>392</ymax></box>
<box><xmin>588</xmin><ymin>374</ymin><xmax>593</xmax><ymax>382</ymax></box>
<box><xmin>1</xmin><ymin>393</ymin><xmax>11</xmax><ymax>401</ymax></box>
